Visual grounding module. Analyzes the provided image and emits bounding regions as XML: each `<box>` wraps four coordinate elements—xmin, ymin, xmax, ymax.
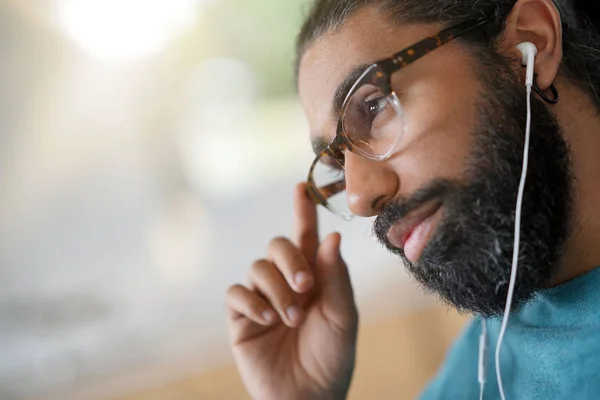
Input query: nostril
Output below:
<box><xmin>371</xmin><ymin>195</ymin><xmax>388</xmax><ymax>212</ymax></box>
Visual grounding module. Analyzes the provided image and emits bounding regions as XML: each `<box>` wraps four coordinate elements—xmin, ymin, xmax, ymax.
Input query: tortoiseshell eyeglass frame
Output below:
<box><xmin>306</xmin><ymin>17</ymin><xmax>488</xmax><ymax>219</ymax></box>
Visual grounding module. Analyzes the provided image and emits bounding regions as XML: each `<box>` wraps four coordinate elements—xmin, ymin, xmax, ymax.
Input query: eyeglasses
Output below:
<box><xmin>306</xmin><ymin>18</ymin><xmax>488</xmax><ymax>220</ymax></box>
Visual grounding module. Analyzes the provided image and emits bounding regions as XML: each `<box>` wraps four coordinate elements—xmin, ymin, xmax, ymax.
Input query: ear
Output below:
<box><xmin>501</xmin><ymin>0</ymin><xmax>563</xmax><ymax>90</ymax></box>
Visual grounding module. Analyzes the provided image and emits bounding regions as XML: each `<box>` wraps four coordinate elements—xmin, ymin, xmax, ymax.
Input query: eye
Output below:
<box><xmin>363</xmin><ymin>96</ymin><xmax>388</xmax><ymax>119</ymax></box>
<box><xmin>351</xmin><ymin>91</ymin><xmax>388</xmax><ymax>129</ymax></box>
<box><xmin>342</xmin><ymin>83</ymin><xmax>398</xmax><ymax>146</ymax></box>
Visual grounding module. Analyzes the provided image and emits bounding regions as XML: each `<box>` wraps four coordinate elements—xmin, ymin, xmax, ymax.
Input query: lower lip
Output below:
<box><xmin>400</xmin><ymin>208</ymin><xmax>441</xmax><ymax>263</ymax></box>
<box><xmin>403</xmin><ymin>216</ymin><xmax>435</xmax><ymax>262</ymax></box>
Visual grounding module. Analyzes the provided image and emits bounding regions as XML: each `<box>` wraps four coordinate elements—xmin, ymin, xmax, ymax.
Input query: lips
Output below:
<box><xmin>386</xmin><ymin>202</ymin><xmax>442</xmax><ymax>263</ymax></box>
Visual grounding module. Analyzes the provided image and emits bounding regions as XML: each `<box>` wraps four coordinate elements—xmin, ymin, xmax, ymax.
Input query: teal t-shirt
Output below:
<box><xmin>421</xmin><ymin>267</ymin><xmax>600</xmax><ymax>399</ymax></box>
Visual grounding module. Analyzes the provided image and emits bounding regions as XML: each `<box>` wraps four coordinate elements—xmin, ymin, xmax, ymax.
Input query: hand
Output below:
<box><xmin>226</xmin><ymin>183</ymin><xmax>359</xmax><ymax>400</ymax></box>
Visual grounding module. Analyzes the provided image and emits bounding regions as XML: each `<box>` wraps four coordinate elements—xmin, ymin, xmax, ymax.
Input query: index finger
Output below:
<box><xmin>293</xmin><ymin>182</ymin><xmax>319</xmax><ymax>265</ymax></box>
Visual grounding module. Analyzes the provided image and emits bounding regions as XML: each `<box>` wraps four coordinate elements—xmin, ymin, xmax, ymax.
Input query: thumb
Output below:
<box><xmin>315</xmin><ymin>232</ymin><xmax>356</xmax><ymax>322</ymax></box>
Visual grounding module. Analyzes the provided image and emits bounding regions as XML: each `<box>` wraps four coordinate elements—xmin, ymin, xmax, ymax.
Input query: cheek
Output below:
<box><xmin>391</xmin><ymin>68</ymin><xmax>480</xmax><ymax>193</ymax></box>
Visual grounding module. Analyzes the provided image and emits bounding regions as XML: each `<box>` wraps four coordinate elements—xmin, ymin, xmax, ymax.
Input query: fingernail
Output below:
<box><xmin>286</xmin><ymin>306</ymin><xmax>304</xmax><ymax>325</ymax></box>
<box><xmin>295</xmin><ymin>272</ymin><xmax>313</xmax><ymax>288</ymax></box>
<box><xmin>262</xmin><ymin>310</ymin><xmax>276</xmax><ymax>324</ymax></box>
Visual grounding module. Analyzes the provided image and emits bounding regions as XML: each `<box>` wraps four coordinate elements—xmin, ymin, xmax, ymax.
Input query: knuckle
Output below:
<box><xmin>268</xmin><ymin>238</ymin><xmax>306</xmax><ymax>271</ymax></box>
<box><xmin>226</xmin><ymin>284</ymin><xmax>244</xmax><ymax>300</ymax></box>
<box><xmin>250</xmin><ymin>259</ymin><xmax>272</xmax><ymax>275</ymax></box>
<box><xmin>268</xmin><ymin>236</ymin><xmax>291</xmax><ymax>252</ymax></box>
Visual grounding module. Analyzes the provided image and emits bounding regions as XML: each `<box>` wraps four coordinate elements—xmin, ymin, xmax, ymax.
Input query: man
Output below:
<box><xmin>226</xmin><ymin>0</ymin><xmax>600</xmax><ymax>398</ymax></box>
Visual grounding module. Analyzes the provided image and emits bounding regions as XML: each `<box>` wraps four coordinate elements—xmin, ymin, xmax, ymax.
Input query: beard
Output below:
<box><xmin>373</xmin><ymin>52</ymin><xmax>573</xmax><ymax>317</ymax></box>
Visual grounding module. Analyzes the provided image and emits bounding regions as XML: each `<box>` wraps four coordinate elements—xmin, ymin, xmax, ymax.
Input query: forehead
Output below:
<box><xmin>297</xmin><ymin>6</ymin><xmax>441</xmax><ymax>138</ymax></box>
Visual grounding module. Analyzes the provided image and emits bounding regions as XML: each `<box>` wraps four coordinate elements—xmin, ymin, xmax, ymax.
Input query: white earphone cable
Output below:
<box><xmin>495</xmin><ymin>83</ymin><xmax>533</xmax><ymax>400</ymax></box>
<box><xmin>478</xmin><ymin>318</ymin><xmax>488</xmax><ymax>400</ymax></box>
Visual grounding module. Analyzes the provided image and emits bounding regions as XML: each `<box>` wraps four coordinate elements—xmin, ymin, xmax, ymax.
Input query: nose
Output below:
<box><xmin>344</xmin><ymin>151</ymin><xmax>399</xmax><ymax>217</ymax></box>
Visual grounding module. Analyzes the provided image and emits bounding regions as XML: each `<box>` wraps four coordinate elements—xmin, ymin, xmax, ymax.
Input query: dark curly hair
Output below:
<box><xmin>296</xmin><ymin>0</ymin><xmax>600</xmax><ymax>109</ymax></box>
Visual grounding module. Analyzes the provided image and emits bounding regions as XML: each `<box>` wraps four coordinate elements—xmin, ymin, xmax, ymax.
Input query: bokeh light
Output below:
<box><xmin>57</xmin><ymin>0</ymin><xmax>204</xmax><ymax>62</ymax></box>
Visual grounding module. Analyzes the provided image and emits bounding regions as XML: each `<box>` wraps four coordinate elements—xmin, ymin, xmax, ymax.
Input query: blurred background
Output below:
<box><xmin>0</xmin><ymin>1</ymin><xmax>468</xmax><ymax>399</ymax></box>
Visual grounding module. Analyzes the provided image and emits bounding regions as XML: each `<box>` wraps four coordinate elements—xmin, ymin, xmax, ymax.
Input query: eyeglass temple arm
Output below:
<box><xmin>306</xmin><ymin>170</ymin><xmax>346</xmax><ymax>203</ymax></box>
<box><xmin>380</xmin><ymin>18</ymin><xmax>488</xmax><ymax>73</ymax></box>
<box><xmin>307</xmin><ymin>149</ymin><xmax>347</xmax><ymax>207</ymax></box>
<box><xmin>319</xmin><ymin>180</ymin><xmax>346</xmax><ymax>199</ymax></box>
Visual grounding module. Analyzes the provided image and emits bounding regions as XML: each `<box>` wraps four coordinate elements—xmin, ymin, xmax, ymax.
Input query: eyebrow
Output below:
<box><xmin>332</xmin><ymin>63</ymin><xmax>371</xmax><ymax>117</ymax></box>
<box><xmin>310</xmin><ymin>63</ymin><xmax>372</xmax><ymax>156</ymax></box>
<box><xmin>311</xmin><ymin>136</ymin><xmax>330</xmax><ymax>155</ymax></box>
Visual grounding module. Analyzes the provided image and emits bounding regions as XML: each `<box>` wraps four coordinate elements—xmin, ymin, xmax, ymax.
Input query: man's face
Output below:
<box><xmin>298</xmin><ymin>7</ymin><xmax>573</xmax><ymax>316</ymax></box>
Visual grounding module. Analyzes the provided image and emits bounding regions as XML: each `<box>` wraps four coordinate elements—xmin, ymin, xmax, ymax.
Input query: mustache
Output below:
<box><xmin>372</xmin><ymin>179</ymin><xmax>456</xmax><ymax>243</ymax></box>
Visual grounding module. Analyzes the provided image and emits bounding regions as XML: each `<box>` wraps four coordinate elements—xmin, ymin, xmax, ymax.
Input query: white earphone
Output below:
<box><xmin>478</xmin><ymin>41</ymin><xmax>538</xmax><ymax>400</ymax></box>
<box><xmin>516</xmin><ymin>42</ymin><xmax>538</xmax><ymax>87</ymax></box>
